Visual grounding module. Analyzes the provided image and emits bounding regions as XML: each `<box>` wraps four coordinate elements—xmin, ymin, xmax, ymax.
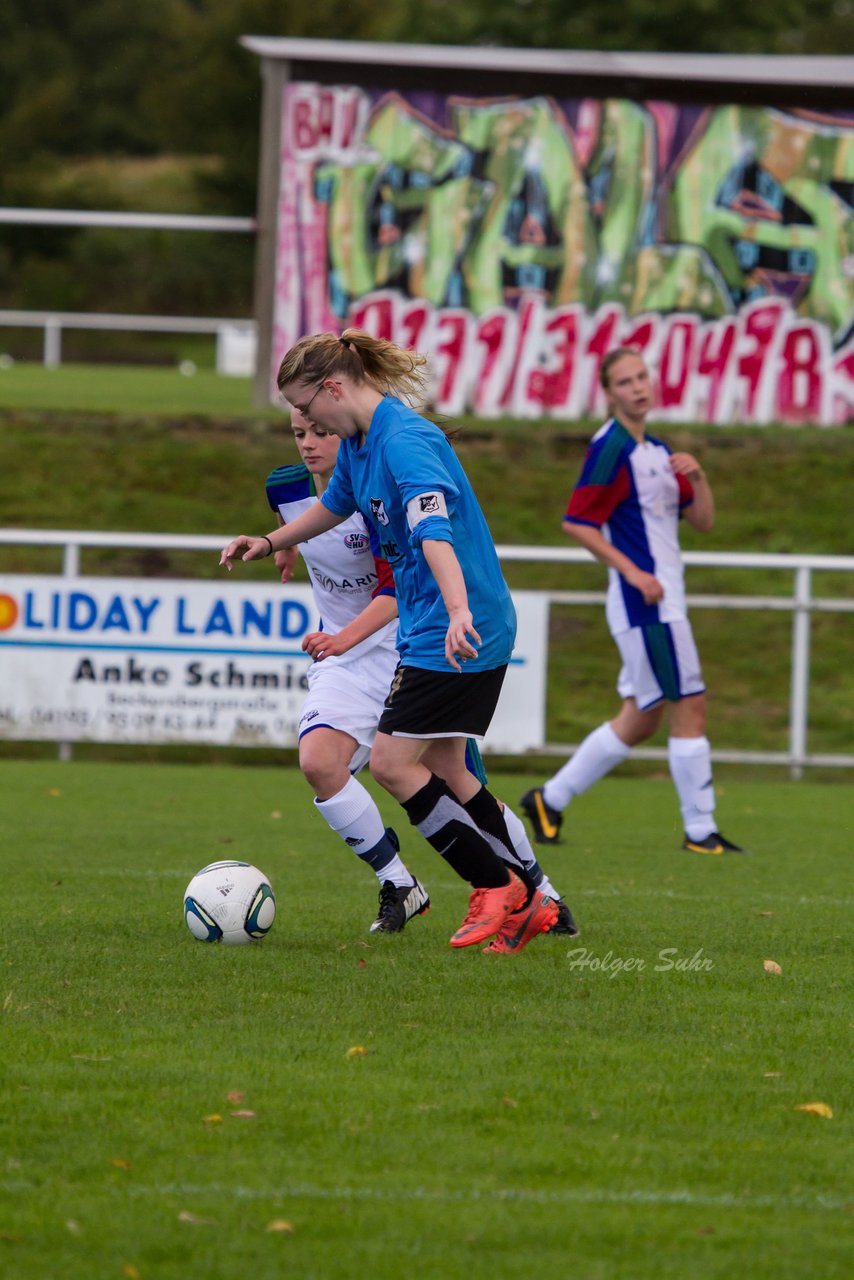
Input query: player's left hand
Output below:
<box><xmin>445</xmin><ymin>608</ymin><xmax>481</xmax><ymax>673</ymax></box>
<box><xmin>669</xmin><ymin>452</ymin><xmax>704</xmax><ymax>482</ymax></box>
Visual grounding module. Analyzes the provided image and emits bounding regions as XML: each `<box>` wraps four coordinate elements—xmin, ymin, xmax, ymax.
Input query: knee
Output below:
<box><xmin>299</xmin><ymin>743</ymin><xmax>337</xmax><ymax>796</ymax></box>
<box><xmin>612</xmin><ymin>705</ymin><xmax>662</xmax><ymax>747</ymax></box>
<box><xmin>368</xmin><ymin>747</ymin><xmax>398</xmax><ymax>796</ymax></box>
<box><xmin>370</xmin><ymin>747</ymin><xmax>416</xmax><ymax>801</ymax></box>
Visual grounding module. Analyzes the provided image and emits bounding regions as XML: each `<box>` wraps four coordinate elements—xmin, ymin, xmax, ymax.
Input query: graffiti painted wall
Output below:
<box><xmin>273</xmin><ymin>83</ymin><xmax>854</xmax><ymax>424</ymax></box>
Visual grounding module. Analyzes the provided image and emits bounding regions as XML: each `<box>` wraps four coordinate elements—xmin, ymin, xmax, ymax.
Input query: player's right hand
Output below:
<box><xmin>219</xmin><ymin>536</ymin><xmax>269</xmax><ymax>571</ymax></box>
<box><xmin>275</xmin><ymin>548</ymin><xmax>299</xmax><ymax>584</ymax></box>
<box><xmin>445</xmin><ymin>608</ymin><xmax>481</xmax><ymax>672</ymax></box>
<box><xmin>627</xmin><ymin>567</ymin><xmax>664</xmax><ymax>604</ymax></box>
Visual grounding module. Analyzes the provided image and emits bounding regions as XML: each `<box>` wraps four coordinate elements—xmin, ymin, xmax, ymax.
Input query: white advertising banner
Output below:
<box><xmin>0</xmin><ymin>576</ymin><xmax>548</xmax><ymax>753</ymax></box>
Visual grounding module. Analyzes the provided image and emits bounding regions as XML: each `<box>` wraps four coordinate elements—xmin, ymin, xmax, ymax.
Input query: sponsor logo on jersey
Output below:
<box><xmin>370</xmin><ymin>497</ymin><xmax>390</xmax><ymax>526</ymax></box>
<box><xmin>309</xmin><ymin>567</ymin><xmax>378</xmax><ymax>593</ymax></box>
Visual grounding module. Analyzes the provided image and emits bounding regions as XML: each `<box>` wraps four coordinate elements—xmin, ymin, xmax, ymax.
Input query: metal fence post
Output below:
<box><xmin>58</xmin><ymin>537</ymin><xmax>79</xmax><ymax>760</ymax></box>
<box><xmin>789</xmin><ymin>565</ymin><xmax>812</xmax><ymax>780</ymax></box>
<box><xmin>44</xmin><ymin>317</ymin><xmax>62</xmax><ymax>368</ymax></box>
<box><xmin>62</xmin><ymin>541</ymin><xmax>80</xmax><ymax>578</ymax></box>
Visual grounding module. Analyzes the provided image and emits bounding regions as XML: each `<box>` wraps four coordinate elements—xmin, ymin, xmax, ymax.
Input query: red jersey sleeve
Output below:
<box><xmin>565</xmin><ymin>464</ymin><xmax>631</xmax><ymax>527</ymax></box>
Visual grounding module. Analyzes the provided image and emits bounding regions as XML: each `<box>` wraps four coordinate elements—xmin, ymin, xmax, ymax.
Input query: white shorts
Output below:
<box><xmin>614</xmin><ymin>620</ymin><xmax>705</xmax><ymax>711</ymax></box>
<box><xmin>298</xmin><ymin>648</ymin><xmax>398</xmax><ymax>773</ymax></box>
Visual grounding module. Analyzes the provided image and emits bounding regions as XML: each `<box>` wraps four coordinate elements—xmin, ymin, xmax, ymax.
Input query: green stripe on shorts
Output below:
<box><xmin>643</xmin><ymin>623</ymin><xmax>680</xmax><ymax>701</ymax></box>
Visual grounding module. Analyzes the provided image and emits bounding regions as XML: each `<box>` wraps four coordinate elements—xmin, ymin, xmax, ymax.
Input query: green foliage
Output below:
<box><xmin>1</xmin><ymin>760</ymin><xmax>852</xmax><ymax>1278</ymax></box>
<box><xmin>403</xmin><ymin>0</ymin><xmax>835</xmax><ymax>52</ymax></box>
<box><xmin>1</xmin><ymin>0</ymin><xmax>849</xmax><ymax>317</ymax></box>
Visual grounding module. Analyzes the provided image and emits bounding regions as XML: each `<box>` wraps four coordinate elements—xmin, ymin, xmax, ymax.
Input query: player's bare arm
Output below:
<box><xmin>220</xmin><ymin>502</ymin><xmax>346</xmax><ymax>570</ymax></box>
<box><xmin>303</xmin><ymin>594</ymin><xmax>399</xmax><ymax>661</ymax></box>
<box><xmin>564</xmin><ymin>518</ymin><xmax>664</xmax><ymax>605</ymax></box>
<box><xmin>421</xmin><ymin>539</ymin><xmax>481</xmax><ymax>671</ymax></box>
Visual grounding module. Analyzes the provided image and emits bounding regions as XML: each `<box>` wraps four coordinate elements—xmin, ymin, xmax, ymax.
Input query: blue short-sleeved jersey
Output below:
<box><xmin>320</xmin><ymin>395</ymin><xmax>516</xmax><ymax>673</ymax></box>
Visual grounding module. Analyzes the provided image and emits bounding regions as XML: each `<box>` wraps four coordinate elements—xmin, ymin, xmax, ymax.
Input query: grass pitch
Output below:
<box><xmin>1</xmin><ymin>759</ymin><xmax>851</xmax><ymax>1279</ymax></box>
<box><xmin>0</xmin><ymin>361</ymin><xmax>260</xmax><ymax>417</ymax></box>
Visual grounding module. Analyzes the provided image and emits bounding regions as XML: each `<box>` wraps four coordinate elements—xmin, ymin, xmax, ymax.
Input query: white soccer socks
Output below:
<box><xmin>543</xmin><ymin>721</ymin><xmax>632</xmax><ymax>813</ymax></box>
<box><xmin>668</xmin><ymin>735</ymin><xmax>716</xmax><ymax>841</ymax></box>
<box><xmin>315</xmin><ymin>776</ymin><xmax>412</xmax><ymax>887</ymax></box>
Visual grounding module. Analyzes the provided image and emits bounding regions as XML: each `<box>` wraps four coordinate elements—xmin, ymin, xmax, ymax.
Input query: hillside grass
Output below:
<box><xmin>0</xmin><ymin>366</ymin><xmax>852</xmax><ymax>761</ymax></box>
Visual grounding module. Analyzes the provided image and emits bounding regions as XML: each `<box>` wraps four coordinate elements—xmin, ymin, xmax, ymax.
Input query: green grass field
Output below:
<box><xmin>2</xmin><ymin>759</ymin><xmax>851</xmax><ymax>1279</ymax></box>
<box><xmin>0</xmin><ymin>361</ymin><xmax>260</xmax><ymax>416</ymax></box>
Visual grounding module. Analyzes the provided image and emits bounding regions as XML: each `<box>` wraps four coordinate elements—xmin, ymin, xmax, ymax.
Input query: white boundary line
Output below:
<box><xmin>1</xmin><ymin>1178</ymin><xmax>846</xmax><ymax>1213</ymax></box>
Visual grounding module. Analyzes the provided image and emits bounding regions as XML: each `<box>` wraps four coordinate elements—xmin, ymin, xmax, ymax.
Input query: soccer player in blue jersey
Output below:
<box><xmin>521</xmin><ymin>347</ymin><xmax>744</xmax><ymax>857</ymax></box>
<box><xmin>221</xmin><ymin>329</ymin><xmax>559</xmax><ymax>952</ymax></box>
<box><xmin>266</xmin><ymin>410</ymin><xmax>575</xmax><ymax>937</ymax></box>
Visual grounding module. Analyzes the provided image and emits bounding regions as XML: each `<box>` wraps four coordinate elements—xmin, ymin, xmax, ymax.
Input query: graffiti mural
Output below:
<box><xmin>274</xmin><ymin>83</ymin><xmax>854</xmax><ymax>424</ymax></box>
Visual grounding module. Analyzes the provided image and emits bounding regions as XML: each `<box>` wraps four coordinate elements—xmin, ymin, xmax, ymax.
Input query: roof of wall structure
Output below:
<box><xmin>240</xmin><ymin>36</ymin><xmax>854</xmax><ymax>104</ymax></box>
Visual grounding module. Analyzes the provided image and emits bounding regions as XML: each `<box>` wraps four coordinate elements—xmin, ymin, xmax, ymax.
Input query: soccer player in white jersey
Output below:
<box><xmin>270</xmin><ymin>409</ymin><xmax>577</xmax><ymax>938</ymax></box>
<box><xmin>521</xmin><ymin>347</ymin><xmax>743</xmax><ymax>857</ymax></box>
<box><xmin>266</xmin><ymin>411</ymin><xmax>429</xmax><ymax>934</ymax></box>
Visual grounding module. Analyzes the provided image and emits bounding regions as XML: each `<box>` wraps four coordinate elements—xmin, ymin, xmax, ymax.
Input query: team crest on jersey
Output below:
<box><xmin>370</xmin><ymin>497</ymin><xmax>390</xmax><ymax>526</ymax></box>
<box><xmin>343</xmin><ymin>531</ymin><xmax>369</xmax><ymax>553</ymax></box>
<box><xmin>419</xmin><ymin>494</ymin><xmax>441</xmax><ymax>514</ymax></box>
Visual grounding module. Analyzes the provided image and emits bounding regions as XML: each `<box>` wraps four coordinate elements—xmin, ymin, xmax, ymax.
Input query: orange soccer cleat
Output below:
<box><xmin>449</xmin><ymin>871</ymin><xmax>527</xmax><ymax>948</ymax></box>
<box><xmin>483</xmin><ymin>892</ymin><xmax>559</xmax><ymax>955</ymax></box>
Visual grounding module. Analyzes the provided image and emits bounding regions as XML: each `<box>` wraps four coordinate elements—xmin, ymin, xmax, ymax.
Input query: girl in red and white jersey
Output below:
<box><xmin>522</xmin><ymin>347</ymin><xmax>743</xmax><ymax>858</ymax></box>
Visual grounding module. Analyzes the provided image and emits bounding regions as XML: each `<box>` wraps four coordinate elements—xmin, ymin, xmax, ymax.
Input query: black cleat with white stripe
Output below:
<box><xmin>370</xmin><ymin>878</ymin><xmax>431</xmax><ymax>933</ymax></box>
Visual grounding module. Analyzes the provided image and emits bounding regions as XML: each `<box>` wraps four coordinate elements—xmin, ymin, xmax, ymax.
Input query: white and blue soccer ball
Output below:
<box><xmin>183</xmin><ymin>861</ymin><xmax>276</xmax><ymax>945</ymax></box>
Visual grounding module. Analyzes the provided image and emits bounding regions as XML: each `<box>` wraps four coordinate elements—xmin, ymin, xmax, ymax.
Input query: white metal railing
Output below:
<box><xmin>0</xmin><ymin>206</ymin><xmax>256</xmax><ymax>368</ymax></box>
<box><xmin>0</xmin><ymin>208</ymin><xmax>255</xmax><ymax>232</ymax></box>
<box><xmin>1</xmin><ymin>529</ymin><xmax>851</xmax><ymax>776</ymax></box>
<box><xmin>0</xmin><ymin>309</ymin><xmax>257</xmax><ymax>370</ymax></box>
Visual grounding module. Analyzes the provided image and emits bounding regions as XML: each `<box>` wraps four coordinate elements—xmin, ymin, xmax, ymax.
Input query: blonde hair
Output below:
<box><xmin>599</xmin><ymin>345</ymin><xmax>646</xmax><ymax>390</ymax></box>
<box><xmin>277</xmin><ymin>328</ymin><xmax>429</xmax><ymax>409</ymax></box>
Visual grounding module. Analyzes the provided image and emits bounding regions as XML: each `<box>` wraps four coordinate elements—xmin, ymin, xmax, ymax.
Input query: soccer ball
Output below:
<box><xmin>183</xmin><ymin>860</ymin><xmax>276</xmax><ymax>945</ymax></box>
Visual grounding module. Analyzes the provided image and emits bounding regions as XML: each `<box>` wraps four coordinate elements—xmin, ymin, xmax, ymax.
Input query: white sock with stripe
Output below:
<box><xmin>502</xmin><ymin>804</ymin><xmax>560</xmax><ymax>900</ymax></box>
<box><xmin>543</xmin><ymin>721</ymin><xmax>632</xmax><ymax>812</ymax></box>
<box><xmin>315</xmin><ymin>776</ymin><xmax>413</xmax><ymax>887</ymax></box>
<box><xmin>668</xmin><ymin>735</ymin><xmax>716</xmax><ymax>840</ymax></box>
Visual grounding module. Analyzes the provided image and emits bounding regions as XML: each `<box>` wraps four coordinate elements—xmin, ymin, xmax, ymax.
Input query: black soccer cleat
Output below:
<box><xmin>682</xmin><ymin>831</ymin><xmax>746</xmax><ymax>856</ymax></box>
<box><xmin>548</xmin><ymin>899</ymin><xmax>580</xmax><ymax>937</ymax></box>
<box><xmin>369</xmin><ymin>878</ymin><xmax>431</xmax><ymax>933</ymax></box>
<box><xmin>519</xmin><ymin>787</ymin><xmax>563</xmax><ymax>845</ymax></box>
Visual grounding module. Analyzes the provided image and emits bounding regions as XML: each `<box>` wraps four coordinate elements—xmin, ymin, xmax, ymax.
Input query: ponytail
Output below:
<box><xmin>278</xmin><ymin>328</ymin><xmax>428</xmax><ymax>408</ymax></box>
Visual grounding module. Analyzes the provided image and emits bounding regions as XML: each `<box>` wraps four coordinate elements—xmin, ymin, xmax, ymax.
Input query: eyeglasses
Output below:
<box><xmin>293</xmin><ymin>381</ymin><xmax>325</xmax><ymax>420</ymax></box>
